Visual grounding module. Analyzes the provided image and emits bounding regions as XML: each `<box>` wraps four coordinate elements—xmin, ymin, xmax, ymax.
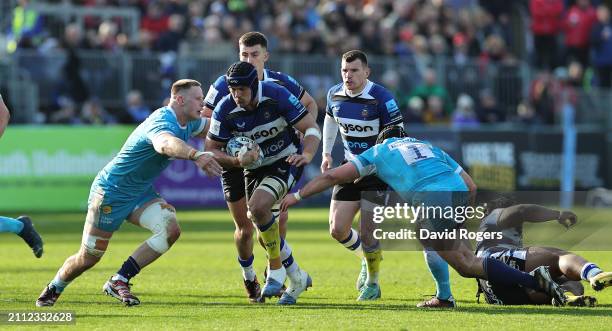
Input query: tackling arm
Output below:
<box><xmin>497</xmin><ymin>204</ymin><xmax>577</xmax><ymax>229</ymax></box>
<box><xmin>204</xmin><ymin>137</ymin><xmax>241</xmax><ymax>168</ymax></box>
<box><xmin>280</xmin><ymin>162</ymin><xmax>360</xmax><ymax>211</ymax></box>
<box><xmin>152</xmin><ymin>132</ymin><xmax>222</xmax><ymax>176</ymax></box>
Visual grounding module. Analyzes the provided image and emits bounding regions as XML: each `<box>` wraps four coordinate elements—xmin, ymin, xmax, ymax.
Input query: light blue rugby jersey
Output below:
<box><xmin>94</xmin><ymin>106</ymin><xmax>207</xmax><ymax>199</ymax></box>
<box><xmin>350</xmin><ymin>137</ymin><xmax>466</xmax><ymax>196</ymax></box>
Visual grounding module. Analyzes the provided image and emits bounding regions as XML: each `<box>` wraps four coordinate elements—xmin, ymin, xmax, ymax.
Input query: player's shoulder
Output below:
<box><xmin>264</xmin><ymin>69</ymin><xmax>296</xmax><ymax>84</ymax></box>
<box><xmin>212</xmin><ymin>74</ymin><xmax>227</xmax><ymax>88</ymax></box>
<box><xmin>215</xmin><ymin>94</ymin><xmax>237</xmax><ymax>114</ymax></box>
<box><xmin>327</xmin><ymin>82</ymin><xmax>344</xmax><ymax>96</ymax></box>
<box><xmin>261</xmin><ymin>80</ymin><xmax>289</xmax><ymax>97</ymax></box>
<box><xmin>369</xmin><ymin>81</ymin><xmax>394</xmax><ymax>99</ymax></box>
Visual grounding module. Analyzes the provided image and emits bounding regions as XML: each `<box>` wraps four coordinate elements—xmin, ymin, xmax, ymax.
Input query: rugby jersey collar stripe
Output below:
<box><xmin>338</xmin><ymin>80</ymin><xmax>374</xmax><ymax>99</ymax></box>
<box><xmin>166</xmin><ymin>106</ymin><xmax>187</xmax><ymax>129</ymax></box>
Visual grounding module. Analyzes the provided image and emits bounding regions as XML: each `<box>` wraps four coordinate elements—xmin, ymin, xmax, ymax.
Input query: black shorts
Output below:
<box><xmin>221</xmin><ymin>167</ymin><xmax>246</xmax><ymax>203</ymax></box>
<box><xmin>245</xmin><ymin>157</ymin><xmax>303</xmax><ymax>203</ymax></box>
<box><xmin>332</xmin><ymin>174</ymin><xmax>388</xmax><ymax>202</ymax></box>
<box><xmin>476</xmin><ymin>247</ymin><xmax>532</xmax><ymax>305</ymax></box>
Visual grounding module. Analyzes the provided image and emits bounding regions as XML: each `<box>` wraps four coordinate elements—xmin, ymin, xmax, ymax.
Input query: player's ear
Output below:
<box><xmin>263</xmin><ymin>49</ymin><xmax>269</xmax><ymax>62</ymax></box>
<box><xmin>364</xmin><ymin>65</ymin><xmax>370</xmax><ymax>78</ymax></box>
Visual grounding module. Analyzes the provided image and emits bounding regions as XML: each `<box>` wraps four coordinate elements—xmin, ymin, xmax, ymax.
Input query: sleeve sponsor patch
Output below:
<box><xmin>385</xmin><ymin>99</ymin><xmax>399</xmax><ymax>113</ymax></box>
<box><xmin>209</xmin><ymin>117</ymin><xmax>221</xmax><ymax>136</ymax></box>
<box><xmin>204</xmin><ymin>86</ymin><xmax>219</xmax><ymax>106</ymax></box>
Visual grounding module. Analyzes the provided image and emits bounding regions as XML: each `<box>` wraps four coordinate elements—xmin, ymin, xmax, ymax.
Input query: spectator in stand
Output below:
<box><xmin>155</xmin><ymin>14</ymin><xmax>185</xmax><ymax>52</ymax></box>
<box><xmin>7</xmin><ymin>0</ymin><xmax>45</xmax><ymax>53</ymax></box>
<box><xmin>451</xmin><ymin>93</ymin><xmax>479</xmax><ymax>128</ymax></box>
<box><xmin>563</xmin><ymin>0</ymin><xmax>597</xmax><ymax>67</ymax></box>
<box><xmin>530</xmin><ymin>0</ymin><xmax>564</xmax><ymax>70</ymax></box>
<box><xmin>140</xmin><ymin>2</ymin><xmax>169</xmax><ymax>44</ymax></box>
<box><xmin>81</xmin><ymin>98</ymin><xmax>117</xmax><ymax>125</ymax></box>
<box><xmin>591</xmin><ymin>5</ymin><xmax>612</xmax><ymax>88</ymax></box>
<box><xmin>423</xmin><ymin>95</ymin><xmax>448</xmax><ymax>124</ymax></box>
<box><xmin>529</xmin><ymin>72</ymin><xmax>557</xmax><ymax>124</ymax></box>
<box><xmin>476</xmin><ymin>88</ymin><xmax>506</xmax><ymax>123</ymax></box>
<box><xmin>126</xmin><ymin>90</ymin><xmax>151</xmax><ymax>123</ymax></box>
<box><xmin>404</xmin><ymin>96</ymin><xmax>425</xmax><ymax>124</ymax></box>
<box><xmin>409</xmin><ymin>67</ymin><xmax>453</xmax><ymax>117</ymax></box>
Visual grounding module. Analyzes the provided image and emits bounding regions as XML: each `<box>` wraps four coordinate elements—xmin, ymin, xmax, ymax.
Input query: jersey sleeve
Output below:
<box><xmin>377</xmin><ymin>88</ymin><xmax>403</xmax><ymax>126</ymax></box>
<box><xmin>441</xmin><ymin>149</ymin><xmax>463</xmax><ymax>174</ymax></box>
<box><xmin>350</xmin><ymin>145</ymin><xmax>378</xmax><ymax>177</ymax></box>
<box><xmin>279</xmin><ymin>73</ymin><xmax>305</xmax><ymax>100</ymax></box>
<box><xmin>188</xmin><ymin>117</ymin><xmax>208</xmax><ymax>137</ymax></box>
<box><xmin>204</xmin><ymin>75</ymin><xmax>227</xmax><ymax>109</ymax></box>
<box><xmin>325</xmin><ymin>88</ymin><xmax>334</xmax><ymax>117</ymax></box>
<box><xmin>145</xmin><ymin>115</ymin><xmax>180</xmax><ymax>143</ymax></box>
<box><xmin>279</xmin><ymin>86</ymin><xmax>309</xmax><ymax>125</ymax></box>
<box><xmin>206</xmin><ymin>102</ymin><xmax>232</xmax><ymax>142</ymax></box>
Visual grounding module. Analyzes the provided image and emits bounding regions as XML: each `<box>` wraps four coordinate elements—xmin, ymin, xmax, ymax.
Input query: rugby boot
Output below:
<box><xmin>103</xmin><ymin>278</ymin><xmax>140</xmax><ymax>306</ymax></box>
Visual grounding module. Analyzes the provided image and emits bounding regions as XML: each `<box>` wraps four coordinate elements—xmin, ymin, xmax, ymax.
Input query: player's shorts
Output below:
<box><xmin>86</xmin><ymin>184</ymin><xmax>160</xmax><ymax>232</ymax></box>
<box><xmin>476</xmin><ymin>246</ymin><xmax>532</xmax><ymax>305</ymax></box>
<box><xmin>221</xmin><ymin>167</ymin><xmax>246</xmax><ymax>203</ymax></box>
<box><xmin>332</xmin><ymin>174</ymin><xmax>388</xmax><ymax>202</ymax></box>
<box><xmin>245</xmin><ymin>157</ymin><xmax>303</xmax><ymax>203</ymax></box>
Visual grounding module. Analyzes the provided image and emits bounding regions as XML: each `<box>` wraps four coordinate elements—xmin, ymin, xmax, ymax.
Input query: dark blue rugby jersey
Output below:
<box><xmin>208</xmin><ymin>81</ymin><xmax>309</xmax><ymax>167</ymax></box>
<box><xmin>325</xmin><ymin>80</ymin><xmax>403</xmax><ymax>160</ymax></box>
<box><xmin>205</xmin><ymin>69</ymin><xmax>305</xmax><ymax>109</ymax></box>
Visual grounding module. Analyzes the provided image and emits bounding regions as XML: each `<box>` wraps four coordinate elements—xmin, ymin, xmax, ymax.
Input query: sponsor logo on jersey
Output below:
<box><xmin>346</xmin><ymin>141</ymin><xmax>370</xmax><ymax>149</ymax></box>
<box><xmin>339</xmin><ymin>122</ymin><xmax>374</xmax><ymax>133</ymax></box>
<box><xmin>362</xmin><ymin>108</ymin><xmax>368</xmax><ymax>118</ymax></box>
<box><xmin>262</xmin><ymin>139</ymin><xmax>285</xmax><ymax>156</ymax></box>
<box><xmin>102</xmin><ymin>206</ymin><xmax>112</xmax><ymax>214</ymax></box>
<box><xmin>204</xmin><ymin>86</ymin><xmax>219</xmax><ymax>105</ymax></box>
<box><xmin>250</xmin><ymin>126</ymin><xmax>280</xmax><ymax>141</ymax></box>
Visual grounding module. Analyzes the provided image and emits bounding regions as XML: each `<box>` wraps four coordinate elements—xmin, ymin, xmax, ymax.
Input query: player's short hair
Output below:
<box><xmin>239</xmin><ymin>31</ymin><xmax>268</xmax><ymax>49</ymax></box>
<box><xmin>342</xmin><ymin>50</ymin><xmax>368</xmax><ymax>66</ymax></box>
<box><xmin>171</xmin><ymin>79</ymin><xmax>201</xmax><ymax>95</ymax></box>
<box><xmin>376</xmin><ymin>125</ymin><xmax>406</xmax><ymax>144</ymax></box>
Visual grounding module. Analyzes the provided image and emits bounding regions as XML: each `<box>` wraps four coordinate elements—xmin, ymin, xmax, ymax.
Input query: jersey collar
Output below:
<box><xmin>341</xmin><ymin>80</ymin><xmax>373</xmax><ymax>98</ymax></box>
<box><xmin>167</xmin><ymin>106</ymin><xmax>187</xmax><ymax>129</ymax></box>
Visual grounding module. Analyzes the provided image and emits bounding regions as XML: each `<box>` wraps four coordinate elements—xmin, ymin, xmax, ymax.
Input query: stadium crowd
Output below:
<box><xmin>5</xmin><ymin>0</ymin><xmax>612</xmax><ymax>126</ymax></box>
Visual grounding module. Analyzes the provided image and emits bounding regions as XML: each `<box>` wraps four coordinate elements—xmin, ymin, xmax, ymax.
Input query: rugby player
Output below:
<box><xmin>0</xmin><ymin>93</ymin><xmax>43</xmax><ymax>258</ymax></box>
<box><xmin>202</xmin><ymin>32</ymin><xmax>318</xmax><ymax>302</ymax></box>
<box><xmin>322</xmin><ymin>50</ymin><xmax>412</xmax><ymax>301</ymax></box>
<box><xmin>205</xmin><ymin>61</ymin><xmax>320</xmax><ymax>305</ymax></box>
<box><xmin>282</xmin><ymin>126</ymin><xmax>569</xmax><ymax>306</ymax></box>
<box><xmin>475</xmin><ymin>203</ymin><xmax>612</xmax><ymax>306</ymax></box>
<box><xmin>36</xmin><ymin>79</ymin><xmax>222</xmax><ymax>307</ymax></box>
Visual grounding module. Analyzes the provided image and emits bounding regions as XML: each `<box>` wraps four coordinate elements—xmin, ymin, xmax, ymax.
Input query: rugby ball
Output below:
<box><xmin>226</xmin><ymin>136</ymin><xmax>264</xmax><ymax>169</ymax></box>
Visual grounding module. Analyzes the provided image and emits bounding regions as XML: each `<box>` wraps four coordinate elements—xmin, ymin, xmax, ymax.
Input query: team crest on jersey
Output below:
<box><xmin>102</xmin><ymin>206</ymin><xmax>112</xmax><ymax>214</ymax></box>
<box><xmin>263</xmin><ymin>111</ymin><xmax>270</xmax><ymax>119</ymax></box>
<box><xmin>361</xmin><ymin>108</ymin><xmax>368</xmax><ymax>118</ymax></box>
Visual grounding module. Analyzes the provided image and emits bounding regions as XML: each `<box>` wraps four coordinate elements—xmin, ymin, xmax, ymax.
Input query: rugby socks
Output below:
<box><xmin>257</xmin><ymin>215</ymin><xmax>281</xmax><ymax>260</ymax></box>
<box><xmin>238</xmin><ymin>255</ymin><xmax>256</xmax><ymax>281</ymax></box>
<box><xmin>363</xmin><ymin>244</ymin><xmax>382</xmax><ymax>285</ymax></box>
<box><xmin>339</xmin><ymin>228</ymin><xmax>363</xmax><ymax>258</ymax></box>
<box><xmin>424</xmin><ymin>249</ymin><xmax>452</xmax><ymax>300</ymax></box>
<box><xmin>0</xmin><ymin>216</ymin><xmax>24</xmax><ymax>234</ymax></box>
<box><xmin>50</xmin><ymin>274</ymin><xmax>71</xmax><ymax>293</ymax></box>
<box><xmin>484</xmin><ymin>257</ymin><xmax>539</xmax><ymax>289</ymax></box>
<box><xmin>581</xmin><ymin>263</ymin><xmax>603</xmax><ymax>281</ymax></box>
<box><xmin>280</xmin><ymin>238</ymin><xmax>299</xmax><ymax>274</ymax></box>
<box><xmin>115</xmin><ymin>256</ymin><xmax>141</xmax><ymax>282</ymax></box>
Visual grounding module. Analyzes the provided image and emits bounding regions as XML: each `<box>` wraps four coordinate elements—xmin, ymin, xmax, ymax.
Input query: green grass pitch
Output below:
<box><xmin>1</xmin><ymin>208</ymin><xmax>612</xmax><ymax>330</ymax></box>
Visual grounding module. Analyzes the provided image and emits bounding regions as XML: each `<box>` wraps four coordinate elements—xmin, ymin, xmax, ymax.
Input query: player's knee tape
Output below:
<box><xmin>81</xmin><ymin>234</ymin><xmax>109</xmax><ymax>258</ymax></box>
<box><xmin>258</xmin><ymin>176</ymin><xmax>288</xmax><ymax>202</ymax></box>
<box><xmin>139</xmin><ymin>202</ymin><xmax>177</xmax><ymax>254</ymax></box>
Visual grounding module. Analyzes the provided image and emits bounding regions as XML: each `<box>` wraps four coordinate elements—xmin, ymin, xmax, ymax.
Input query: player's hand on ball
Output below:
<box><xmin>321</xmin><ymin>154</ymin><xmax>333</xmax><ymax>173</ymax></box>
<box><xmin>280</xmin><ymin>194</ymin><xmax>298</xmax><ymax>212</ymax></box>
<box><xmin>557</xmin><ymin>210</ymin><xmax>577</xmax><ymax>229</ymax></box>
<box><xmin>238</xmin><ymin>143</ymin><xmax>260</xmax><ymax>168</ymax></box>
<box><xmin>287</xmin><ymin>153</ymin><xmax>312</xmax><ymax>167</ymax></box>
<box><xmin>194</xmin><ymin>152</ymin><xmax>223</xmax><ymax>177</ymax></box>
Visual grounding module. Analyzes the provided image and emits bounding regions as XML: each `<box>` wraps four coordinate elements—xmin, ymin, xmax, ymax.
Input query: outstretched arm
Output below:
<box><xmin>280</xmin><ymin>162</ymin><xmax>360</xmax><ymax>211</ymax></box>
<box><xmin>152</xmin><ymin>132</ymin><xmax>222</xmax><ymax>176</ymax></box>
<box><xmin>497</xmin><ymin>204</ymin><xmax>577</xmax><ymax>229</ymax></box>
